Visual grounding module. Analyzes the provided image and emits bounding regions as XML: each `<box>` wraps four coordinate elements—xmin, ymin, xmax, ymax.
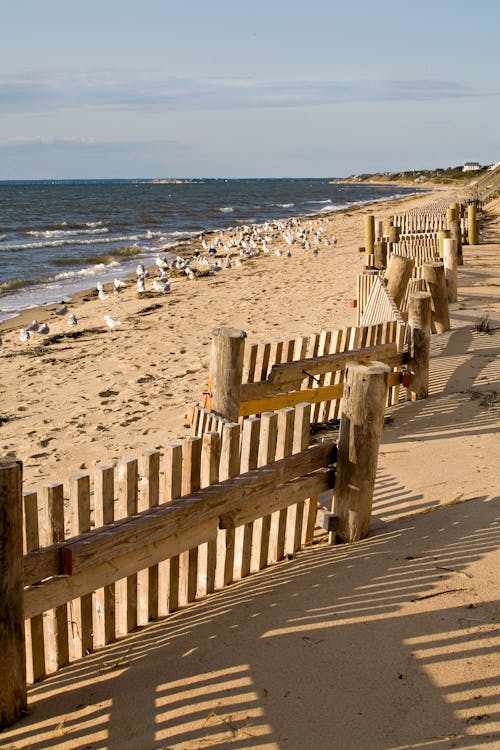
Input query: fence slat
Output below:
<box><xmin>269</xmin><ymin>408</ymin><xmax>295</xmax><ymax>563</ymax></box>
<box><xmin>23</xmin><ymin>491</ymin><xmax>45</xmax><ymax>683</ymax></box>
<box><xmin>139</xmin><ymin>450</ymin><xmax>160</xmax><ymax>623</ymax></box>
<box><xmin>218</xmin><ymin>423</ymin><xmax>241</xmax><ymax>587</ymax></box>
<box><xmin>288</xmin><ymin>403</ymin><xmax>312</xmax><ymax>553</ymax></box>
<box><xmin>181</xmin><ymin>437</ymin><xmax>202</xmax><ymax>604</ymax></box>
<box><xmin>94</xmin><ymin>466</ymin><xmax>116</xmax><ymax>646</ymax></box>
<box><xmin>238</xmin><ymin>417</ymin><xmax>261</xmax><ymax>579</ymax></box>
<box><xmin>43</xmin><ymin>483</ymin><xmax>69</xmax><ymax>671</ymax></box>
<box><xmin>200</xmin><ymin>431</ymin><xmax>221</xmax><ymax>595</ymax></box>
<box><xmin>254</xmin><ymin>411</ymin><xmax>278</xmax><ymax>570</ymax></box>
<box><xmin>117</xmin><ymin>458</ymin><xmax>138</xmax><ymax>635</ymax></box>
<box><xmin>164</xmin><ymin>444</ymin><xmax>183</xmax><ymax>613</ymax></box>
<box><xmin>69</xmin><ymin>473</ymin><xmax>92</xmax><ymax>659</ymax></box>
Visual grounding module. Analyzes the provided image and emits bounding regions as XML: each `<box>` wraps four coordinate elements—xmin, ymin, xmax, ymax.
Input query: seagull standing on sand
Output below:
<box><xmin>67</xmin><ymin>313</ymin><xmax>78</xmax><ymax>326</ymax></box>
<box><xmin>19</xmin><ymin>328</ymin><xmax>30</xmax><ymax>343</ymax></box>
<box><xmin>104</xmin><ymin>315</ymin><xmax>122</xmax><ymax>330</ymax></box>
<box><xmin>98</xmin><ymin>289</ymin><xmax>109</xmax><ymax>301</ymax></box>
<box><xmin>26</xmin><ymin>320</ymin><xmax>39</xmax><ymax>332</ymax></box>
<box><xmin>38</xmin><ymin>323</ymin><xmax>50</xmax><ymax>335</ymax></box>
<box><xmin>114</xmin><ymin>278</ymin><xmax>126</xmax><ymax>293</ymax></box>
<box><xmin>53</xmin><ymin>305</ymin><xmax>68</xmax><ymax>316</ymax></box>
<box><xmin>137</xmin><ymin>277</ymin><xmax>146</xmax><ymax>293</ymax></box>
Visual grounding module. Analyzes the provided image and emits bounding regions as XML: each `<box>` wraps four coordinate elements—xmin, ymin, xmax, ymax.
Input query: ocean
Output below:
<box><xmin>0</xmin><ymin>178</ymin><xmax>421</xmax><ymax>322</ymax></box>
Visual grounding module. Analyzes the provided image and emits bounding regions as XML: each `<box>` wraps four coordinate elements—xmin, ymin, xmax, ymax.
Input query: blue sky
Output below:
<box><xmin>1</xmin><ymin>0</ymin><xmax>499</xmax><ymax>178</ymax></box>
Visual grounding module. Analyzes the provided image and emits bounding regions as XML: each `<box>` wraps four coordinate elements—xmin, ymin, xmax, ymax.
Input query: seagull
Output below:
<box><xmin>285</xmin><ymin>249</ymin><xmax>292</xmax><ymax>258</ymax></box>
<box><xmin>137</xmin><ymin>277</ymin><xmax>146</xmax><ymax>293</ymax></box>
<box><xmin>38</xmin><ymin>323</ymin><xmax>50</xmax><ymax>335</ymax></box>
<box><xmin>67</xmin><ymin>313</ymin><xmax>78</xmax><ymax>326</ymax></box>
<box><xmin>114</xmin><ymin>278</ymin><xmax>126</xmax><ymax>293</ymax></box>
<box><xmin>20</xmin><ymin>328</ymin><xmax>30</xmax><ymax>343</ymax></box>
<box><xmin>98</xmin><ymin>289</ymin><xmax>109</xmax><ymax>301</ymax></box>
<box><xmin>312</xmin><ymin>247</ymin><xmax>319</xmax><ymax>256</ymax></box>
<box><xmin>152</xmin><ymin>278</ymin><xmax>170</xmax><ymax>293</ymax></box>
<box><xmin>136</xmin><ymin>263</ymin><xmax>146</xmax><ymax>277</ymax></box>
<box><xmin>53</xmin><ymin>305</ymin><xmax>68</xmax><ymax>316</ymax></box>
<box><xmin>274</xmin><ymin>248</ymin><xmax>281</xmax><ymax>257</ymax></box>
<box><xmin>26</xmin><ymin>320</ymin><xmax>39</xmax><ymax>332</ymax></box>
<box><xmin>96</xmin><ymin>281</ymin><xmax>104</xmax><ymax>292</ymax></box>
<box><xmin>332</xmin><ymin>235</ymin><xmax>337</xmax><ymax>245</ymax></box>
<box><xmin>156</xmin><ymin>255</ymin><xmax>169</xmax><ymax>270</ymax></box>
<box><xmin>104</xmin><ymin>315</ymin><xmax>122</xmax><ymax>330</ymax></box>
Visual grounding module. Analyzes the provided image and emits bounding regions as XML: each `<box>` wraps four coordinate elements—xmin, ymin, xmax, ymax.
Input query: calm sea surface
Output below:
<box><xmin>0</xmin><ymin>179</ymin><xmax>421</xmax><ymax>321</ymax></box>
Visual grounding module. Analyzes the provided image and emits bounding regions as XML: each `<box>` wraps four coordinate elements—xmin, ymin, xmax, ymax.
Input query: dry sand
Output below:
<box><xmin>1</xmin><ymin>189</ymin><xmax>498</xmax><ymax>749</ymax></box>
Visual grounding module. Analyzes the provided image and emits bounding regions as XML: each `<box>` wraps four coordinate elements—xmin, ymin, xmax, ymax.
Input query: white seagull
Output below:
<box><xmin>104</xmin><ymin>315</ymin><xmax>122</xmax><ymax>330</ymax></box>
<box><xmin>38</xmin><ymin>323</ymin><xmax>50</xmax><ymax>335</ymax></box>
<box><xmin>67</xmin><ymin>313</ymin><xmax>78</xmax><ymax>326</ymax></box>
<box><xmin>20</xmin><ymin>328</ymin><xmax>30</xmax><ymax>343</ymax></box>
<box><xmin>26</xmin><ymin>320</ymin><xmax>39</xmax><ymax>332</ymax></box>
<box><xmin>53</xmin><ymin>305</ymin><xmax>68</xmax><ymax>316</ymax></box>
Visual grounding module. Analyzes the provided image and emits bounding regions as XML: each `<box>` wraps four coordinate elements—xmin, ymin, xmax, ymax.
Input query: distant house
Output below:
<box><xmin>462</xmin><ymin>162</ymin><xmax>482</xmax><ymax>172</ymax></box>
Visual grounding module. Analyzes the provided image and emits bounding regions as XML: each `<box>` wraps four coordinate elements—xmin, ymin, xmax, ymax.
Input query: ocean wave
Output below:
<box><xmin>0</xmin><ymin>234</ymin><xmax>141</xmax><ymax>252</ymax></box>
<box><xmin>216</xmin><ymin>206</ymin><xmax>234</xmax><ymax>213</ymax></box>
<box><xmin>26</xmin><ymin>227</ymin><xmax>110</xmax><ymax>238</ymax></box>
<box><xmin>0</xmin><ymin>276</ymin><xmax>47</xmax><ymax>293</ymax></box>
<box><xmin>278</xmin><ymin>203</ymin><xmax>294</xmax><ymax>208</ymax></box>
<box><xmin>52</xmin><ymin>261</ymin><xmax>120</xmax><ymax>281</ymax></box>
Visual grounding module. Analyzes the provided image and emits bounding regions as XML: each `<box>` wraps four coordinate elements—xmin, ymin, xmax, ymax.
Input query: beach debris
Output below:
<box><xmin>472</xmin><ymin>314</ymin><xmax>496</xmax><ymax>334</ymax></box>
<box><xmin>104</xmin><ymin>315</ymin><xmax>123</xmax><ymax>330</ymax></box>
<box><xmin>67</xmin><ymin>313</ymin><xmax>78</xmax><ymax>326</ymax></box>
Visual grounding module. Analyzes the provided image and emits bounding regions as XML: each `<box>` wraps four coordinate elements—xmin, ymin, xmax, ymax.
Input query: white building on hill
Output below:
<box><xmin>462</xmin><ymin>162</ymin><xmax>482</xmax><ymax>172</ymax></box>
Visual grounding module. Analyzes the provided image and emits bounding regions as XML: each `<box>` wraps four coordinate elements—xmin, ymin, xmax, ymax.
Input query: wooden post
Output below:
<box><xmin>443</xmin><ymin>238</ymin><xmax>458</xmax><ymax>303</ymax></box>
<box><xmin>333</xmin><ymin>362</ymin><xmax>390</xmax><ymax>543</ymax></box>
<box><xmin>388</xmin><ymin>225</ymin><xmax>401</xmax><ymax>246</ymax></box>
<box><xmin>364</xmin><ymin>215</ymin><xmax>375</xmax><ymax>255</ymax></box>
<box><xmin>210</xmin><ymin>327</ymin><xmax>247</xmax><ymax>422</ymax></box>
<box><xmin>0</xmin><ymin>458</ymin><xmax>27</xmax><ymax>728</ymax></box>
<box><xmin>449</xmin><ymin>219</ymin><xmax>463</xmax><ymax>266</ymax></box>
<box><xmin>437</xmin><ymin>229</ymin><xmax>450</xmax><ymax>257</ymax></box>
<box><xmin>467</xmin><ymin>203</ymin><xmax>478</xmax><ymax>245</ymax></box>
<box><xmin>422</xmin><ymin>262</ymin><xmax>450</xmax><ymax>333</ymax></box>
<box><xmin>384</xmin><ymin>253</ymin><xmax>415</xmax><ymax>308</ymax></box>
<box><xmin>375</xmin><ymin>219</ymin><xmax>384</xmax><ymax>240</ymax></box>
<box><xmin>382</xmin><ymin>217</ymin><xmax>393</xmax><ymax>236</ymax></box>
<box><xmin>373</xmin><ymin>240</ymin><xmax>387</xmax><ymax>269</ymax></box>
<box><xmin>408</xmin><ymin>292</ymin><xmax>432</xmax><ymax>401</ymax></box>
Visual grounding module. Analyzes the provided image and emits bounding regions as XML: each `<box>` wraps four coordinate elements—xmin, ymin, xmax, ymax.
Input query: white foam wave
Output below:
<box><xmin>2</xmin><ymin>234</ymin><xmax>141</xmax><ymax>251</ymax></box>
<box><xmin>217</xmin><ymin>206</ymin><xmax>234</xmax><ymax>213</ymax></box>
<box><xmin>26</xmin><ymin>227</ymin><xmax>109</xmax><ymax>238</ymax></box>
<box><xmin>51</xmin><ymin>261</ymin><xmax>120</xmax><ymax>281</ymax></box>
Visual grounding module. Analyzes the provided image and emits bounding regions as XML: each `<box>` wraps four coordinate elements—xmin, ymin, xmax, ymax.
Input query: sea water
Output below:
<box><xmin>0</xmin><ymin>178</ymin><xmax>422</xmax><ymax>321</ymax></box>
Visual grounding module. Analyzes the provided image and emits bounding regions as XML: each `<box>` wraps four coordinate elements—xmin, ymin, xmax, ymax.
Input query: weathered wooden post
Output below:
<box><xmin>364</xmin><ymin>215</ymin><xmax>375</xmax><ymax>256</ymax></box>
<box><xmin>384</xmin><ymin>253</ymin><xmax>415</xmax><ymax>308</ymax></box>
<box><xmin>449</xmin><ymin>219</ymin><xmax>463</xmax><ymax>265</ymax></box>
<box><xmin>373</xmin><ymin>240</ymin><xmax>388</xmax><ymax>269</ymax></box>
<box><xmin>422</xmin><ymin>261</ymin><xmax>450</xmax><ymax>333</ymax></box>
<box><xmin>375</xmin><ymin>219</ymin><xmax>384</xmax><ymax>240</ymax></box>
<box><xmin>443</xmin><ymin>237</ymin><xmax>458</xmax><ymax>303</ymax></box>
<box><xmin>209</xmin><ymin>327</ymin><xmax>247</xmax><ymax>422</ymax></box>
<box><xmin>382</xmin><ymin>217</ymin><xmax>394</xmax><ymax>236</ymax></box>
<box><xmin>333</xmin><ymin>361</ymin><xmax>390</xmax><ymax>543</ymax></box>
<box><xmin>0</xmin><ymin>458</ymin><xmax>27</xmax><ymax>728</ymax></box>
<box><xmin>437</xmin><ymin>229</ymin><xmax>450</xmax><ymax>257</ymax></box>
<box><xmin>408</xmin><ymin>292</ymin><xmax>432</xmax><ymax>401</ymax></box>
<box><xmin>467</xmin><ymin>203</ymin><xmax>478</xmax><ymax>245</ymax></box>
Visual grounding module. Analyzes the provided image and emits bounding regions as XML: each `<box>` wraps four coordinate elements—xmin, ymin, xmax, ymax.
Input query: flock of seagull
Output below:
<box><xmin>10</xmin><ymin>216</ymin><xmax>337</xmax><ymax>346</ymax></box>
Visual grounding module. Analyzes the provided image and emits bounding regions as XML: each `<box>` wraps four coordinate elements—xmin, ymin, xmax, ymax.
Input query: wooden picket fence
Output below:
<box><xmin>19</xmin><ymin>403</ymin><xmax>333</xmax><ymax>686</ymax></box>
<box><xmin>191</xmin><ymin>321</ymin><xmax>408</xmax><ymax>435</ymax></box>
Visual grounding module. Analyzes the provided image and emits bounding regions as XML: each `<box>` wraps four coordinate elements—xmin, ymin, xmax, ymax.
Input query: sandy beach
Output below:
<box><xmin>1</xmin><ymin>187</ymin><xmax>499</xmax><ymax>749</ymax></box>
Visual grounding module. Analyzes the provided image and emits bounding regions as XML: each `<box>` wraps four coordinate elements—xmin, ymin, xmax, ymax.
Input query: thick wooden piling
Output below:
<box><xmin>209</xmin><ymin>327</ymin><xmax>247</xmax><ymax>422</ymax></box>
<box><xmin>364</xmin><ymin>215</ymin><xmax>375</xmax><ymax>255</ymax></box>
<box><xmin>333</xmin><ymin>361</ymin><xmax>390</xmax><ymax>543</ymax></box>
<box><xmin>443</xmin><ymin>238</ymin><xmax>458</xmax><ymax>303</ymax></box>
<box><xmin>408</xmin><ymin>292</ymin><xmax>432</xmax><ymax>401</ymax></box>
<box><xmin>422</xmin><ymin>262</ymin><xmax>450</xmax><ymax>333</ymax></box>
<box><xmin>467</xmin><ymin>203</ymin><xmax>478</xmax><ymax>245</ymax></box>
<box><xmin>373</xmin><ymin>240</ymin><xmax>388</xmax><ymax>269</ymax></box>
<box><xmin>384</xmin><ymin>254</ymin><xmax>415</xmax><ymax>308</ymax></box>
<box><xmin>0</xmin><ymin>458</ymin><xmax>27</xmax><ymax>729</ymax></box>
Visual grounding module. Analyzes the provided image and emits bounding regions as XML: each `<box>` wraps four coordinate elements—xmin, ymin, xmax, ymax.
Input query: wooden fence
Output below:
<box><xmin>2</xmin><ymin>353</ymin><xmax>398</xmax><ymax>726</ymax></box>
<box><xmin>191</xmin><ymin>321</ymin><xmax>410</xmax><ymax>434</ymax></box>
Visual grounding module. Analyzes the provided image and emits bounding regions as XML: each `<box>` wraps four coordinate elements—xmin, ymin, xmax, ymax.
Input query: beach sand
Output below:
<box><xmin>1</xmin><ymin>188</ymin><xmax>499</xmax><ymax>749</ymax></box>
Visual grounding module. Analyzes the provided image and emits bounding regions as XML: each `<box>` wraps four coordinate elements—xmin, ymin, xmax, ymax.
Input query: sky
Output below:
<box><xmin>1</xmin><ymin>0</ymin><xmax>499</xmax><ymax>179</ymax></box>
